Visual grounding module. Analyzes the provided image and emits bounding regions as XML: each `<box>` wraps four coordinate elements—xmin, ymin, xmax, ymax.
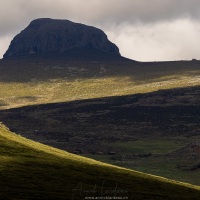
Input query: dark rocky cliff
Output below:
<box><xmin>3</xmin><ymin>18</ymin><xmax>120</xmax><ymax>58</ymax></box>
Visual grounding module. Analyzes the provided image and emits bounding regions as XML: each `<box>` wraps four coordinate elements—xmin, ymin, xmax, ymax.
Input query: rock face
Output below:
<box><xmin>4</xmin><ymin>18</ymin><xmax>120</xmax><ymax>58</ymax></box>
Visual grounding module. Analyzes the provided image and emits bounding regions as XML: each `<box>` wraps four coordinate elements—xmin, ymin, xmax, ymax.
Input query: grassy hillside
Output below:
<box><xmin>0</xmin><ymin>123</ymin><xmax>200</xmax><ymax>200</ymax></box>
<box><xmin>0</xmin><ymin>57</ymin><xmax>200</xmax><ymax>110</ymax></box>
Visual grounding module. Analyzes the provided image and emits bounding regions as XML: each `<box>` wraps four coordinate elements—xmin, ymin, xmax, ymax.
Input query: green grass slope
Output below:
<box><xmin>0</xmin><ymin>123</ymin><xmax>200</xmax><ymax>199</ymax></box>
<box><xmin>0</xmin><ymin>58</ymin><xmax>200</xmax><ymax>110</ymax></box>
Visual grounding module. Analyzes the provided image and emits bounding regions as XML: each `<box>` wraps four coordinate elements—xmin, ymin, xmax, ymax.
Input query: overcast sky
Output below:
<box><xmin>1</xmin><ymin>0</ymin><xmax>200</xmax><ymax>61</ymax></box>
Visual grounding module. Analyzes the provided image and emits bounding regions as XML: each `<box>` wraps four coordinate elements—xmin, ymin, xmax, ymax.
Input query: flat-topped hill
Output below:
<box><xmin>3</xmin><ymin>18</ymin><xmax>120</xmax><ymax>59</ymax></box>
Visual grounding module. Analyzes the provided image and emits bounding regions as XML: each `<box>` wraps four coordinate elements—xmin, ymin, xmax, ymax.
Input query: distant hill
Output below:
<box><xmin>3</xmin><ymin>18</ymin><xmax>120</xmax><ymax>59</ymax></box>
<box><xmin>0</xmin><ymin>123</ymin><xmax>200</xmax><ymax>199</ymax></box>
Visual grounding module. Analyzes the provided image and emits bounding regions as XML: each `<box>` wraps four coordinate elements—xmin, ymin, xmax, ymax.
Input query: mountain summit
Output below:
<box><xmin>3</xmin><ymin>18</ymin><xmax>120</xmax><ymax>59</ymax></box>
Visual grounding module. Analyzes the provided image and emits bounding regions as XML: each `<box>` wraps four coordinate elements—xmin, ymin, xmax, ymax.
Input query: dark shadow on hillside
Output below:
<box><xmin>0</xmin><ymin>85</ymin><xmax>200</xmax><ymax>153</ymax></box>
<box><xmin>0</xmin><ymin>50</ymin><xmax>200</xmax><ymax>83</ymax></box>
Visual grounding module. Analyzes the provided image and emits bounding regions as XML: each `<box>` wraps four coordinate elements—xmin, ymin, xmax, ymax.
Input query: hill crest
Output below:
<box><xmin>0</xmin><ymin>123</ymin><xmax>200</xmax><ymax>199</ymax></box>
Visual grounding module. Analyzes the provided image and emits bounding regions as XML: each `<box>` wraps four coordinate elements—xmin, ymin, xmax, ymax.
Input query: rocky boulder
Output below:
<box><xmin>4</xmin><ymin>18</ymin><xmax>120</xmax><ymax>58</ymax></box>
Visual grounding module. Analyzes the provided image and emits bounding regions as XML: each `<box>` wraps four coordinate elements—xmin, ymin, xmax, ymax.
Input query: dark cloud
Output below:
<box><xmin>1</xmin><ymin>0</ymin><xmax>200</xmax><ymax>37</ymax></box>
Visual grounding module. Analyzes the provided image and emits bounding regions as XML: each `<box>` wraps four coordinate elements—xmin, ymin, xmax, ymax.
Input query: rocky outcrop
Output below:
<box><xmin>3</xmin><ymin>18</ymin><xmax>120</xmax><ymax>58</ymax></box>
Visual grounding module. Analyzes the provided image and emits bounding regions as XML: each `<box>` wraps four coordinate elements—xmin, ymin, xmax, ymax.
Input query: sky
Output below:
<box><xmin>1</xmin><ymin>0</ymin><xmax>200</xmax><ymax>61</ymax></box>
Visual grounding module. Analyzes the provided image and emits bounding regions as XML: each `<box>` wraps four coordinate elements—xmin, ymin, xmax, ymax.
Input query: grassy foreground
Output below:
<box><xmin>0</xmin><ymin>123</ymin><xmax>200</xmax><ymax>199</ymax></box>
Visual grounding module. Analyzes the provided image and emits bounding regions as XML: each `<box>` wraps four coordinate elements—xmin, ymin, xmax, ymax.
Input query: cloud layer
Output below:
<box><xmin>107</xmin><ymin>18</ymin><xmax>200</xmax><ymax>61</ymax></box>
<box><xmin>1</xmin><ymin>0</ymin><xmax>200</xmax><ymax>61</ymax></box>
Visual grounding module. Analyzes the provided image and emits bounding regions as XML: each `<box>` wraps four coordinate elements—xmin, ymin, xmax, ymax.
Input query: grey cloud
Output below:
<box><xmin>107</xmin><ymin>18</ymin><xmax>200</xmax><ymax>61</ymax></box>
<box><xmin>1</xmin><ymin>0</ymin><xmax>200</xmax><ymax>37</ymax></box>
